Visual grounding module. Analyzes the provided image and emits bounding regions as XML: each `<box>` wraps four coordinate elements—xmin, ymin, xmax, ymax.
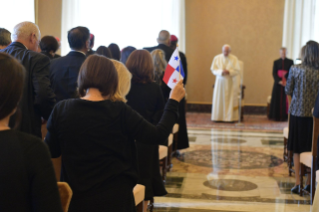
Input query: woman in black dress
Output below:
<box><xmin>126</xmin><ymin>50</ymin><xmax>167</xmax><ymax>210</ymax></box>
<box><xmin>0</xmin><ymin>53</ymin><xmax>62</xmax><ymax>212</ymax></box>
<box><xmin>44</xmin><ymin>54</ymin><xmax>185</xmax><ymax>212</ymax></box>
<box><xmin>286</xmin><ymin>41</ymin><xmax>319</xmax><ymax>194</ymax></box>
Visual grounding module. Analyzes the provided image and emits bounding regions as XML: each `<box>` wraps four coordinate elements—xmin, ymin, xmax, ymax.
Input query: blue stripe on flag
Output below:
<box><xmin>176</xmin><ymin>62</ymin><xmax>185</xmax><ymax>77</ymax></box>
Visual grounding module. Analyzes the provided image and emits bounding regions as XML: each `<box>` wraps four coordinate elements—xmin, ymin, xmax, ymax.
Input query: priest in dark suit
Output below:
<box><xmin>144</xmin><ymin>30</ymin><xmax>174</xmax><ymax>61</ymax></box>
<box><xmin>269</xmin><ymin>47</ymin><xmax>294</xmax><ymax>121</ymax></box>
<box><xmin>50</xmin><ymin>27</ymin><xmax>90</xmax><ymax>102</ymax></box>
<box><xmin>0</xmin><ymin>22</ymin><xmax>56</xmax><ymax>138</ymax></box>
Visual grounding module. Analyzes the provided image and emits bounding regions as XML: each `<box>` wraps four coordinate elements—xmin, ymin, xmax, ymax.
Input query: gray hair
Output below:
<box><xmin>11</xmin><ymin>22</ymin><xmax>40</xmax><ymax>42</ymax></box>
<box><xmin>0</xmin><ymin>28</ymin><xmax>11</xmax><ymax>46</ymax></box>
<box><xmin>222</xmin><ymin>44</ymin><xmax>231</xmax><ymax>51</ymax></box>
<box><xmin>151</xmin><ymin>49</ymin><xmax>167</xmax><ymax>85</ymax></box>
<box><xmin>157</xmin><ymin>30</ymin><xmax>170</xmax><ymax>44</ymax></box>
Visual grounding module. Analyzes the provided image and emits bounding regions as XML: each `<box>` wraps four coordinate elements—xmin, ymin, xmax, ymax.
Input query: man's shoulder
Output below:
<box><xmin>1</xmin><ymin>44</ymin><xmax>48</xmax><ymax>62</ymax></box>
<box><xmin>51</xmin><ymin>53</ymin><xmax>85</xmax><ymax>67</ymax></box>
<box><xmin>143</xmin><ymin>46</ymin><xmax>157</xmax><ymax>52</ymax></box>
<box><xmin>274</xmin><ymin>58</ymin><xmax>282</xmax><ymax>63</ymax></box>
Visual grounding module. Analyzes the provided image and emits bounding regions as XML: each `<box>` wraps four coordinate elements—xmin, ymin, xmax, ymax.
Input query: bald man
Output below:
<box><xmin>144</xmin><ymin>30</ymin><xmax>174</xmax><ymax>61</ymax></box>
<box><xmin>211</xmin><ymin>45</ymin><xmax>240</xmax><ymax>122</ymax></box>
<box><xmin>0</xmin><ymin>22</ymin><xmax>56</xmax><ymax>138</ymax></box>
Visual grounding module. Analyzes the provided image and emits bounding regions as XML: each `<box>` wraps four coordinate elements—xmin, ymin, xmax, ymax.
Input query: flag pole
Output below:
<box><xmin>178</xmin><ymin>48</ymin><xmax>181</xmax><ymax>81</ymax></box>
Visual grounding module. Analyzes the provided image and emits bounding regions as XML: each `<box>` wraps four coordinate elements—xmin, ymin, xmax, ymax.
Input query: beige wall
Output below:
<box><xmin>36</xmin><ymin>0</ymin><xmax>62</xmax><ymax>54</ymax></box>
<box><xmin>35</xmin><ymin>0</ymin><xmax>285</xmax><ymax>105</ymax></box>
<box><xmin>185</xmin><ymin>0</ymin><xmax>285</xmax><ymax>105</ymax></box>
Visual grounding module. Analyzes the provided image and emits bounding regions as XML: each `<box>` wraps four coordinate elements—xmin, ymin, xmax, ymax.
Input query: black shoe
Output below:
<box><xmin>291</xmin><ymin>185</ymin><xmax>300</xmax><ymax>194</ymax></box>
<box><xmin>304</xmin><ymin>185</ymin><xmax>311</xmax><ymax>193</ymax></box>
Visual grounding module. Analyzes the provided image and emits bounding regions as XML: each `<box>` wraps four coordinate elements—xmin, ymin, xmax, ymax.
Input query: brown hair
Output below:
<box><xmin>96</xmin><ymin>46</ymin><xmax>113</xmax><ymax>58</ymax></box>
<box><xmin>77</xmin><ymin>55</ymin><xmax>119</xmax><ymax>101</ymax></box>
<box><xmin>304</xmin><ymin>41</ymin><xmax>319</xmax><ymax>69</ymax></box>
<box><xmin>126</xmin><ymin>50</ymin><xmax>154</xmax><ymax>83</ymax></box>
<box><xmin>0</xmin><ymin>52</ymin><xmax>25</xmax><ymax>120</ymax></box>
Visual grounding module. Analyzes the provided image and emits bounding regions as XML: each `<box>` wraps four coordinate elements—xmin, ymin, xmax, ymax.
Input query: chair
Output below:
<box><xmin>167</xmin><ymin>134</ymin><xmax>174</xmax><ymax>172</ymax></box>
<box><xmin>237</xmin><ymin>60</ymin><xmax>245</xmax><ymax>121</ymax></box>
<box><xmin>299</xmin><ymin>115</ymin><xmax>319</xmax><ymax>203</ymax></box>
<box><xmin>283</xmin><ymin>127</ymin><xmax>288</xmax><ymax>162</ymax></box>
<box><xmin>52</xmin><ymin>156</ymin><xmax>62</xmax><ymax>181</ymax></box>
<box><xmin>133</xmin><ymin>184</ymin><xmax>145</xmax><ymax>212</ymax></box>
<box><xmin>159</xmin><ymin>145</ymin><xmax>168</xmax><ymax>182</ymax></box>
<box><xmin>57</xmin><ymin>182</ymin><xmax>72</xmax><ymax>212</ymax></box>
<box><xmin>172</xmin><ymin>124</ymin><xmax>179</xmax><ymax>155</ymax></box>
<box><xmin>283</xmin><ymin>127</ymin><xmax>294</xmax><ymax>176</ymax></box>
<box><xmin>167</xmin><ymin>123</ymin><xmax>178</xmax><ymax>170</ymax></box>
<box><xmin>267</xmin><ymin>96</ymin><xmax>271</xmax><ymax>118</ymax></box>
<box><xmin>312</xmin><ymin>170</ymin><xmax>319</xmax><ymax>211</ymax></box>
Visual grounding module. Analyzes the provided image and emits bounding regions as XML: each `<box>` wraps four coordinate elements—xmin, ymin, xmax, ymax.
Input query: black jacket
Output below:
<box><xmin>50</xmin><ymin>51</ymin><xmax>86</xmax><ymax>103</ymax></box>
<box><xmin>0</xmin><ymin>42</ymin><xmax>56</xmax><ymax>138</ymax></box>
<box><xmin>144</xmin><ymin>44</ymin><xmax>174</xmax><ymax>62</ymax></box>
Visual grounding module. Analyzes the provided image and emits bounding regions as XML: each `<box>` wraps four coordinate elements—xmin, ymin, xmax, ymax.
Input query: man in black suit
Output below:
<box><xmin>0</xmin><ymin>22</ymin><xmax>56</xmax><ymax>138</ymax></box>
<box><xmin>50</xmin><ymin>27</ymin><xmax>90</xmax><ymax>102</ymax></box>
<box><xmin>0</xmin><ymin>28</ymin><xmax>11</xmax><ymax>49</ymax></box>
<box><xmin>144</xmin><ymin>30</ymin><xmax>174</xmax><ymax>62</ymax></box>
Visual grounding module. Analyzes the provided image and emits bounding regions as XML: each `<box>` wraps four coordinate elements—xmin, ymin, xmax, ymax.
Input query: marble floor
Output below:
<box><xmin>153</xmin><ymin>128</ymin><xmax>312</xmax><ymax>212</ymax></box>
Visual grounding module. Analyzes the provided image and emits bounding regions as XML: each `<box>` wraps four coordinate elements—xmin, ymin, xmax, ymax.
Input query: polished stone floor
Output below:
<box><xmin>153</xmin><ymin>128</ymin><xmax>311</xmax><ymax>212</ymax></box>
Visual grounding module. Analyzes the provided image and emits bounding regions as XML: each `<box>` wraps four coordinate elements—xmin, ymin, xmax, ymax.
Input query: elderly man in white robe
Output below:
<box><xmin>211</xmin><ymin>44</ymin><xmax>240</xmax><ymax>122</ymax></box>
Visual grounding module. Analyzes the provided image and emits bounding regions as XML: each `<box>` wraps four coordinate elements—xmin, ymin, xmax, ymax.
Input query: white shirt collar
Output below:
<box><xmin>71</xmin><ymin>50</ymin><xmax>86</xmax><ymax>56</ymax></box>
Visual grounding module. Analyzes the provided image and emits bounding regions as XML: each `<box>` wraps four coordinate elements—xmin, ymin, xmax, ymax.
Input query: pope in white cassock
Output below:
<box><xmin>211</xmin><ymin>44</ymin><xmax>240</xmax><ymax>122</ymax></box>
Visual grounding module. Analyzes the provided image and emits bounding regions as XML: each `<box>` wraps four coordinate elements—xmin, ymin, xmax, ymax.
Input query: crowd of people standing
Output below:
<box><xmin>0</xmin><ymin>22</ymin><xmax>189</xmax><ymax>212</ymax></box>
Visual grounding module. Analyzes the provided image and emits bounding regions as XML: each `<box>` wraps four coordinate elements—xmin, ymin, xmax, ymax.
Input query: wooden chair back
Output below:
<box><xmin>312</xmin><ymin>116</ymin><xmax>319</xmax><ymax>157</ymax></box>
<box><xmin>57</xmin><ymin>182</ymin><xmax>72</xmax><ymax>212</ymax></box>
<box><xmin>311</xmin><ymin>115</ymin><xmax>319</xmax><ymax>203</ymax></box>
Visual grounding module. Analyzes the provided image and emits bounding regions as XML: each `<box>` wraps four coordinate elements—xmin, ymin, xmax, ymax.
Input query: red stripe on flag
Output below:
<box><xmin>163</xmin><ymin>64</ymin><xmax>175</xmax><ymax>84</ymax></box>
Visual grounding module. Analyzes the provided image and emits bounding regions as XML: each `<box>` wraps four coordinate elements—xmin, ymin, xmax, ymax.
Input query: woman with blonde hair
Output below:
<box><xmin>111</xmin><ymin>59</ymin><xmax>132</xmax><ymax>102</ymax></box>
<box><xmin>45</xmin><ymin>54</ymin><xmax>185</xmax><ymax>211</ymax></box>
<box><xmin>151</xmin><ymin>49</ymin><xmax>167</xmax><ymax>85</ymax></box>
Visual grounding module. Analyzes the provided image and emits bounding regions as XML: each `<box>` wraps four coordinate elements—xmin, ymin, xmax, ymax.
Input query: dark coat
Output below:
<box><xmin>269</xmin><ymin>58</ymin><xmax>294</xmax><ymax>121</ymax></box>
<box><xmin>144</xmin><ymin>44</ymin><xmax>174</xmax><ymax>62</ymax></box>
<box><xmin>179</xmin><ymin>51</ymin><xmax>188</xmax><ymax>85</ymax></box>
<box><xmin>41</xmin><ymin>51</ymin><xmax>54</xmax><ymax>60</ymax></box>
<box><xmin>0</xmin><ymin>42</ymin><xmax>56</xmax><ymax>138</ymax></box>
<box><xmin>50</xmin><ymin>51</ymin><xmax>86</xmax><ymax>103</ymax></box>
<box><xmin>86</xmin><ymin>49</ymin><xmax>95</xmax><ymax>56</ymax></box>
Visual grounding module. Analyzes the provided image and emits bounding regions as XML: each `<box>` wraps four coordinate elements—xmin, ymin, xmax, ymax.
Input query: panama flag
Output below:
<box><xmin>163</xmin><ymin>48</ymin><xmax>185</xmax><ymax>89</ymax></box>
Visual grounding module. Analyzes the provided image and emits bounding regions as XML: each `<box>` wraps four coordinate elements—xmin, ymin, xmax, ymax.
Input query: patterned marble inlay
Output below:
<box><xmin>163</xmin><ymin>193</ymin><xmax>311</xmax><ymax>205</ymax></box>
<box><xmin>261</xmin><ymin>139</ymin><xmax>284</xmax><ymax>146</ymax></box>
<box><xmin>154</xmin><ymin>207</ymin><xmax>243</xmax><ymax>212</ymax></box>
<box><xmin>178</xmin><ymin>150</ymin><xmax>284</xmax><ymax>169</ymax></box>
<box><xmin>165</xmin><ymin>177</ymin><xmax>184</xmax><ymax>189</ymax></box>
<box><xmin>211</xmin><ymin>138</ymin><xmax>246</xmax><ymax>144</ymax></box>
<box><xmin>203</xmin><ymin>179</ymin><xmax>258</xmax><ymax>191</ymax></box>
